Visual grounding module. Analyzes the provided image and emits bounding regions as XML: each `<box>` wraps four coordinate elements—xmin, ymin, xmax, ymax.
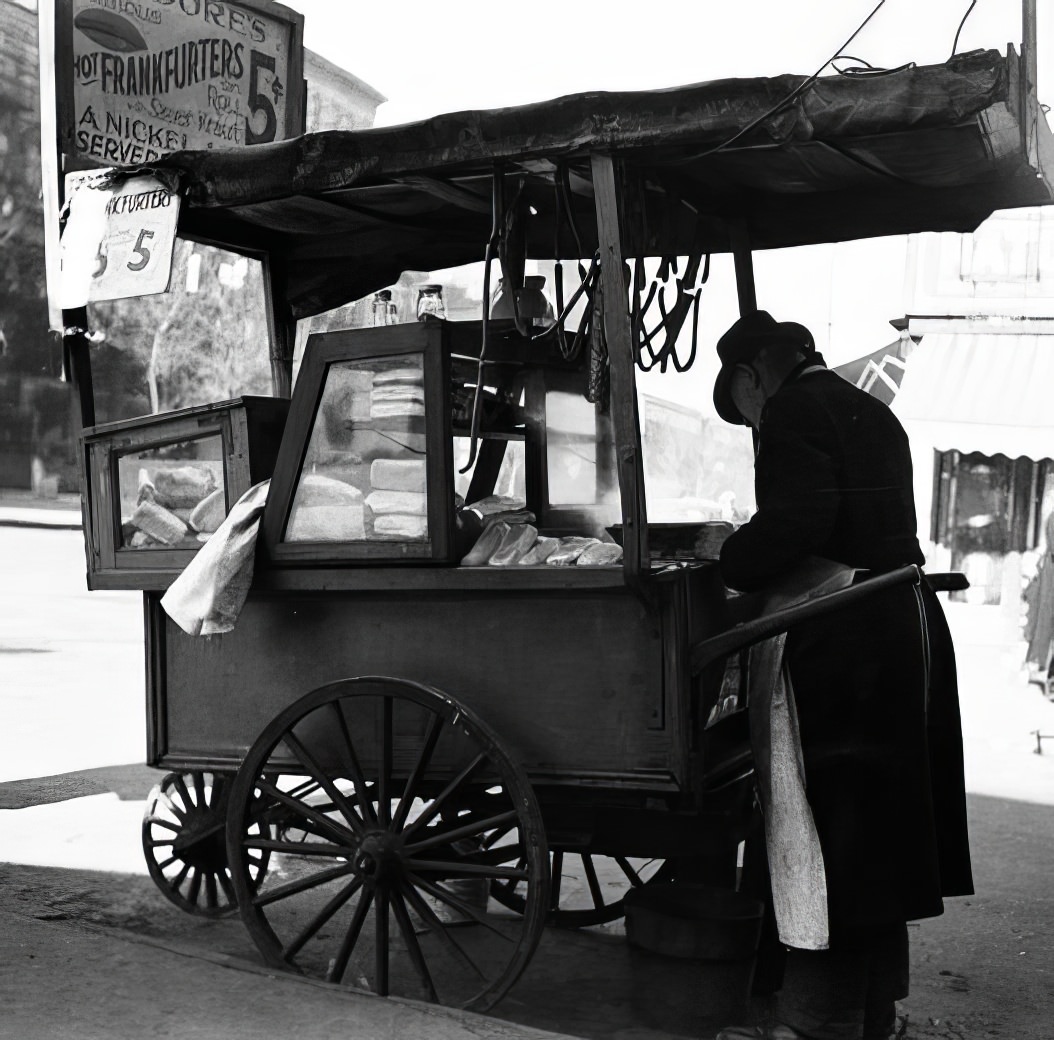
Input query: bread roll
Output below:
<box><xmin>546</xmin><ymin>537</ymin><xmax>598</xmax><ymax>567</ymax></box>
<box><xmin>153</xmin><ymin>466</ymin><xmax>219</xmax><ymax>508</ymax></box>
<box><xmin>131</xmin><ymin>499</ymin><xmax>188</xmax><ymax>546</ymax></box>
<box><xmin>188</xmin><ymin>488</ymin><xmax>226</xmax><ymax>534</ymax></box>
<box><xmin>374</xmin><ymin>514</ymin><xmax>428</xmax><ymax>539</ymax></box>
<box><xmin>374</xmin><ymin>367</ymin><xmax>423</xmax><ymax>386</ymax></box>
<box><xmin>488</xmin><ymin>524</ymin><xmax>538</xmax><ymax>566</ymax></box>
<box><xmin>370</xmin><ymin>459</ymin><xmax>427</xmax><ymax>494</ymax></box>
<box><xmin>293</xmin><ymin>474</ymin><xmax>364</xmax><ymax>506</ymax></box>
<box><xmin>461</xmin><ymin>521</ymin><xmax>511</xmax><ymax>566</ymax></box>
<box><xmin>517</xmin><ymin>536</ymin><xmax>559</xmax><ymax>565</ymax></box>
<box><xmin>365</xmin><ymin>490</ymin><xmax>427</xmax><ymax>516</ymax></box>
<box><xmin>577</xmin><ymin>541</ymin><xmax>624</xmax><ymax>566</ymax></box>
<box><xmin>286</xmin><ymin>504</ymin><xmax>366</xmax><ymax>541</ymax></box>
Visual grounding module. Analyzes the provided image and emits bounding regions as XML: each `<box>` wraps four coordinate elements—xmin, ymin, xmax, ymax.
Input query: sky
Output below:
<box><xmin>274</xmin><ymin>0</ymin><xmax>1054</xmax><ymax>407</ymax></box>
<box><xmin>287</xmin><ymin>0</ymin><xmax>1046</xmax><ymax>129</ymax></box>
<box><xmin>23</xmin><ymin>0</ymin><xmax>1054</xmax><ymax>404</ymax></box>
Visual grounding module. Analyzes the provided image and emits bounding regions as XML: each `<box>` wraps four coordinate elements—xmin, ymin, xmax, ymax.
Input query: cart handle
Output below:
<box><xmin>689</xmin><ymin>564</ymin><xmax>922</xmax><ymax>674</ymax></box>
<box><xmin>922</xmin><ymin>571</ymin><xmax>969</xmax><ymax>592</ymax></box>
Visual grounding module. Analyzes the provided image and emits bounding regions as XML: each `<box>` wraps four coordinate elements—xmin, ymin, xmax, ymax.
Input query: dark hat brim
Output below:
<box><xmin>713</xmin><ymin>363</ymin><xmax>750</xmax><ymax>425</ymax></box>
<box><xmin>711</xmin><ymin>318</ymin><xmax>814</xmax><ymax>425</ymax></box>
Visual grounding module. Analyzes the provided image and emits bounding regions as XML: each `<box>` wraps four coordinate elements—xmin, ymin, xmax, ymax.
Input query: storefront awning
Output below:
<box><xmin>892</xmin><ymin>332</ymin><xmax>1054</xmax><ymax>460</ymax></box>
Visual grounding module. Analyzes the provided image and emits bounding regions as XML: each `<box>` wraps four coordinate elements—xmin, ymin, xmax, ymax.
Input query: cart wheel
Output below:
<box><xmin>142</xmin><ymin>771</ymin><xmax>268</xmax><ymax>917</ymax></box>
<box><xmin>225</xmin><ymin>677</ymin><xmax>549</xmax><ymax>1012</ymax></box>
<box><xmin>491</xmin><ymin>850</ymin><xmax>671</xmax><ymax>928</ymax></box>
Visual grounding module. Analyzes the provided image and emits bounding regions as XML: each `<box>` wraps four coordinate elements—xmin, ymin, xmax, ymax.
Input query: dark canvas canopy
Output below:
<box><xmin>146</xmin><ymin>48</ymin><xmax>1054</xmax><ymax>318</ymax></box>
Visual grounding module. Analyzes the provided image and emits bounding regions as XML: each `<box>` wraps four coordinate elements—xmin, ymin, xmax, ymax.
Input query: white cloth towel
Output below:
<box><xmin>161</xmin><ymin>480</ymin><xmax>269</xmax><ymax>637</ymax></box>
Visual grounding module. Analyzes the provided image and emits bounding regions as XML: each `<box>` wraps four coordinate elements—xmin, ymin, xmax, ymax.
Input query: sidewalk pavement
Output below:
<box><xmin>0</xmin><ymin>490</ymin><xmax>82</xmax><ymax>530</ymax></box>
<box><xmin>1</xmin><ymin>904</ymin><xmax>573</xmax><ymax>1040</ymax></box>
<box><xmin>2</xmin><ymin>511</ymin><xmax>1053</xmax><ymax>1038</ymax></box>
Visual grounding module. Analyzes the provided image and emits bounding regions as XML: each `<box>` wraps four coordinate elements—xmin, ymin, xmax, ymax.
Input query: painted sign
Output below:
<box><xmin>57</xmin><ymin>0</ymin><xmax>304</xmax><ymax>168</ymax></box>
<box><xmin>59</xmin><ymin>171</ymin><xmax>181</xmax><ymax>304</ymax></box>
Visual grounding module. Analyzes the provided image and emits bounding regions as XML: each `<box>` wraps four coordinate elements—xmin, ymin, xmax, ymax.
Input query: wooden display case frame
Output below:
<box><xmin>261</xmin><ymin>323</ymin><xmax>455</xmax><ymax>565</ymax></box>
<box><xmin>82</xmin><ymin>396</ymin><xmax>289</xmax><ymax>590</ymax></box>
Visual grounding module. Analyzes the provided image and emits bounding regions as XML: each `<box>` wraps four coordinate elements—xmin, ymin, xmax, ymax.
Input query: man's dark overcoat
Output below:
<box><xmin>719</xmin><ymin>358</ymin><xmax>973</xmax><ymax>938</ymax></box>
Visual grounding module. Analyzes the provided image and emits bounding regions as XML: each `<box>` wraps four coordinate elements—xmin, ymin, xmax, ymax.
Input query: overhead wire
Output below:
<box><xmin>832</xmin><ymin>55</ymin><xmax>916</xmax><ymax>78</ymax></box>
<box><xmin>950</xmin><ymin>0</ymin><xmax>979</xmax><ymax>60</ymax></box>
<box><xmin>687</xmin><ymin>0</ymin><xmax>888</xmax><ymax>160</ymax></box>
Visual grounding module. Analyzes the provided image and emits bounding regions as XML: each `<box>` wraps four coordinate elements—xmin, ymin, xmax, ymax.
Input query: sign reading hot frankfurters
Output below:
<box><xmin>56</xmin><ymin>0</ymin><xmax>304</xmax><ymax>169</ymax></box>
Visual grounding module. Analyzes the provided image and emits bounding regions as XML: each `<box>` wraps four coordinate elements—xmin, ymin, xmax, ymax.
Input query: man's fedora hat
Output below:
<box><xmin>713</xmin><ymin>310</ymin><xmax>815</xmax><ymax>424</ymax></box>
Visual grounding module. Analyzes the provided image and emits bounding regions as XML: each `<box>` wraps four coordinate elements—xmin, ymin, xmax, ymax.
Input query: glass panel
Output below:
<box><xmin>88</xmin><ymin>239</ymin><xmax>272</xmax><ymax>424</ymax></box>
<box><xmin>546</xmin><ymin>391</ymin><xmax>599</xmax><ymax>506</ymax></box>
<box><xmin>640</xmin><ymin>393</ymin><xmax>756</xmax><ymax>523</ymax></box>
<box><xmin>285</xmin><ymin>354</ymin><xmax>429</xmax><ymax>543</ymax></box>
<box><xmin>116</xmin><ymin>435</ymin><xmax>225</xmax><ymax>550</ymax></box>
<box><xmin>454</xmin><ymin>439</ymin><xmax>526</xmax><ymax>506</ymax></box>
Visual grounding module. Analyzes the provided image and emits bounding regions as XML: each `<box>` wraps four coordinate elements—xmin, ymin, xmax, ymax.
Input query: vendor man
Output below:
<box><xmin>711</xmin><ymin>311</ymin><xmax>973</xmax><ymax>1040</ymax></box>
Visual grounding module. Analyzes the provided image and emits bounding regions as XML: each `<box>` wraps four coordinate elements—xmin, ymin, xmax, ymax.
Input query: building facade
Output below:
<box><xmin>0</xmin><ymin>1</ymin><xmax>383</xmax><ymax>492</ymax></box>
<box><xmin>0</xmin><ymin>0</ymin><xmax>58</xmax><ymax>491</ymax></box>
<box><xmin>893</xmin><ymin>209</ymin><xmax>1054</xmax><ymax>615</ymax></box>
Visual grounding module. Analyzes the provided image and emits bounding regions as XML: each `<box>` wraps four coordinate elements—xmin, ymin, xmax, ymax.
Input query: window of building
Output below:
<box><xmin>932</xmin><ymin>450</ymin><xmax>1053</xmax><ymax>603</ymax></box>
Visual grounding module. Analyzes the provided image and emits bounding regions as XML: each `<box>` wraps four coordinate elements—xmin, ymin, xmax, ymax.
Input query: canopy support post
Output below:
<box><xmin>729</xmin><ymin>220</ymin><xmax>756</xmax><ymax>316</ymax></box>
<box><xmin>1022</xmin><ymin>0</ymin><xmax>1040</xmax><ymax>170</ymax></box>
<box><xmin>591</xmin><ymin>153</ymin><xmax>648</xmax><ymax>589</ymax></box>
<box><xmin>61</xmin><ymin>306</ymin><xmax>95</xmax><ymax>430</ymax></box>
<box><xmin>263</xmin><ymin>252</ymin><xmax>295</xmax><ymax>398</ymax></box>
<box><xmin>61</xmin><ymin>304</ymin><xmax>96</xmax><ymax>578</ymax></box>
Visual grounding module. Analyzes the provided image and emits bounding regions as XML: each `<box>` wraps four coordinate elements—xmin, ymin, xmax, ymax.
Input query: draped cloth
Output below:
<box><xmin>161</xmin><ymin>480</ymin><xmax>269</xmax><ymax>637</ymax></box>
<box><xmin>747</xmin><ymin>557</ymin><xmax>856</xmax><ymax>951</ymax></box>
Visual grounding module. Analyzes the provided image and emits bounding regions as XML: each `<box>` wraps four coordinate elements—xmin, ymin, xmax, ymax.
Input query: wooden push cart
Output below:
<box><xmin>62</xmin><ymin>44</ymin><xmax>1051</xmax><ymax>1012</ymax></box>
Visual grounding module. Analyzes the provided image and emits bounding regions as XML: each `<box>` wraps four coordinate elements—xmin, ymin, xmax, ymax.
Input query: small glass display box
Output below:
<box><xmin>82</xmin><ymin>396</ymin><xmax>289</xmax><ymax>589</ymax></box>
<box><xmin>262</xmin><ymin>323</ymin><xmax>454</xmax><ymax>564</ymax></box>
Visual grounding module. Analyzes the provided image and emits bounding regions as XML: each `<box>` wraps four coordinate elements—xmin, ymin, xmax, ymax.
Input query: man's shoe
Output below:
<box><xmin>715</xmin><ymin>1025</ymin><xmax>806</xmax><ymax>1040</ymax></box>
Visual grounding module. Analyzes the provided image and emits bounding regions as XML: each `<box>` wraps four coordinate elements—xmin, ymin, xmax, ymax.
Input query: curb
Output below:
<box><xmin>0</xmin><ymin>516</ymin><xmax>82</xmax><ymax>531</ymax></box>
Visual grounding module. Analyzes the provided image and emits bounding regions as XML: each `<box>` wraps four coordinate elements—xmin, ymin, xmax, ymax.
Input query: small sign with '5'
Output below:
<box><xmin>59</xmin><ymin>170</ymin><xmax>181</xmax><ymax>306</ymax></box>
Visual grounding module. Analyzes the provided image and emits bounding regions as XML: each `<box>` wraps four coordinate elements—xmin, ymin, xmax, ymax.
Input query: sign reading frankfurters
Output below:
<box><xmin>56</xmin><ymin>0</ymin><xmax>304</xmax><ymax>169</ymax></box>
<box><xmin>60</xmin><ymin>171</ymin><xmax>182</xmax><ymax>304</ymax></box>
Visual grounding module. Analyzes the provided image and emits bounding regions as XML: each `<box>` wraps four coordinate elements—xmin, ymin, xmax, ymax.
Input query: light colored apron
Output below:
<box><xmin>748</xmin><ymin>557</ymin><xmax>856</xmax><ymax>951</ymax></box>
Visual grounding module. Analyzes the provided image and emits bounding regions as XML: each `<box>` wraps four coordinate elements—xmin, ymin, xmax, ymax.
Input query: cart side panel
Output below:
<box><xmin>149</xmin><ymin>587</ymin><xmax>677</xmax><ymax>784</ymax></box>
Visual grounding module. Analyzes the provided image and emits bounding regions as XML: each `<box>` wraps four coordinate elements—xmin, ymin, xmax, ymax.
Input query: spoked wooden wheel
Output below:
<box><xmin>225</xmin><ymin>677</ymin><xmax>549</xmax><ymax>1012</ymax></box>
<box><xmin>142</xmin><ymin>771</ymin><xmax>268</xmax><ymax>917</ymax></box>
<box><xmin>491</xmin><ymin>850</ymin><xmax>671</xmax><ymax>928</ymax></box>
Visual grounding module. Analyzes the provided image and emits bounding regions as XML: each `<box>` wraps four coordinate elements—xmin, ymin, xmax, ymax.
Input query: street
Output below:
<box><xmin>2</xmin><ymin>524</ymin><xmax>1054</xmax><ymax>1039</ymax></box>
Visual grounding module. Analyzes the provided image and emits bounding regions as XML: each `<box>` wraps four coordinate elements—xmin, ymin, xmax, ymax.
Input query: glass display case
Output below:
<box><xmin>82</xmin><ymin>396</ymin><xmax>289</xmax><ymax>589</ymax></box>
<box><xmin>262</xmin><ymin>323</ymin><xmax>454</xmax><ymax>563</ymax></box>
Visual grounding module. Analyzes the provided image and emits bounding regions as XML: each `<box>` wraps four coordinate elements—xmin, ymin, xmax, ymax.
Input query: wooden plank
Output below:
<box><xmin>159</xmin><ymin>588</ymin><xmax>672</xmax><ymax>784</ymax></box>
<box><xmin>523</xmin><ymin>369</ymin><xmax>548</xmax><ymax>520</ymax></box>
<box><xmin>90</xmin><ymin>563</ymin><xmax>628</xmax><ymax>593</ymax></box>
<box><xmin>144</xmin><ymin>593</ymin><xmax>167</xmax><ymax>767</ymax></box>
<box><xmin>254</xmin><ymin>566</ymin><xmax>628</xmax><ymax>593</ymax></box>
<box><xmin>589</xmin><ymin>154</ymin><xmax>648</xmax><ymax>587</ymax></box>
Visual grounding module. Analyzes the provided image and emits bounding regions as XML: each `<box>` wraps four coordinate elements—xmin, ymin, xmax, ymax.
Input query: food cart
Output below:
<box><xmin>61</xmin><ymin>44</ymin><xmax>1052</xmax><ymax>1012</ymax></box>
